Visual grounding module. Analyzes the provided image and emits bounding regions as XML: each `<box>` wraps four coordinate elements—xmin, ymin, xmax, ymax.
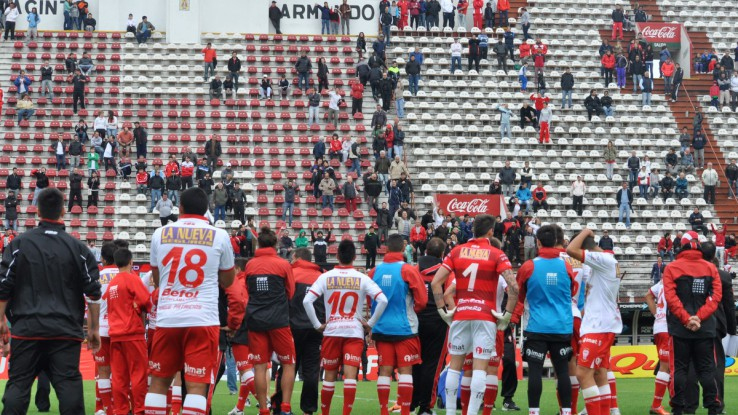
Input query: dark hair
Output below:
<box><xmin>101</xmin><ymin>242</ymin><xmax>119</xmax><ymax>265</ymax></box>
<box><xmin>425</xmin><ymin>237</ymin><xmax>446</xmax><ymax>258</ymax></box>
<box><xmin>113</xmin><ymin>239</ymin><xmax>130</xmax><ymax>249</ymax></box>
<box><xmin>337</xmin><ymin>240</ymin><xmax>356</xmax><ymax>265</ymax></box>
<box><xmin>581</xmin><ymin>235</ymin><xmax>597</xmax><ymax>250</ymax></box>
<box><xmin>257</xmin><ymin>227</ymin><xmax>277</xmax><ymax>248</ymax></box>
<box><xmin>700</xmin><ymin>240</ymin><xmax>717</xmax><ymax>261</ymax></box>
<box><xmin>293</xmin><ymin>247</ymin><xmax>312</xmax><ymax>262</ymax></box>
<box><xmin>488</xmin><ymin>237</ymin><xmax>502</xmax><ymax>249</ymax></box>
<box><xmin>37</xmin><ymin>188</ymin><xmax>64</xmax><ymax>220</ymax></box>
<box><xmin>234</xmin><ymin>257</ymin><xmax>249</xmax><ymax>271</ymax></box>
<box><xmin>536</xmin><ymin>225</ymin><xmax>559</xmax><ymax>248</ymax></box>
<box><xmin>386</xmin><ymin>234</ymin><xmax>405</xmax><ymax>253</ymax></box>
<box><xmin>472</xmin><ymin>214</ymin><xmax>495</xmax><ymax>238</ymax></box>
<box><xmin>113</xmin><ymin>248</ymin><xmax>133</xmax><ymax>268</ymax></box>
<box><xmin>180</xmin><ymin>187</ymin><xmax>209</xmax><ymax>215</ymax></box>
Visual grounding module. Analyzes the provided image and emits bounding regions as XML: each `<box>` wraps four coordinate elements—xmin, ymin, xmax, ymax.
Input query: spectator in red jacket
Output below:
<box><xmin>658</xmin><ymin>233</ymin><xmax>674</xmax><ymax>261</ymax></box>
<box><xmin>351</xmin><ymin>78</ymin><xmax>364</xmax><ymax>116</ymax></box>
<box><xmin>136</xmin><ymin>169</ymin><xmax>148</xmax><ymax>194</ymax></box>
<box><xmin>661</xmin><ymin>58</ymin><xmax>675</xmax><ymax>96</ymax></box>
<box><xmin>530</xmin><ymin>93</ymin><xmax>550</xmax><ymax>118</ymax></box>
<box><xmin>497</xmin><ymin>0</ymin><xmax>510</xmax><ymax>26</ymax></box>
<box><xmin>385</xmin><ymin>123</ymin><xmax>395</xmax><ymax>158</ymax></box>
<box><xmin>519</xmin><ymin>41</ymin><xmax>532</xmax><ymax>60</ymax></box>
<box><xmin>531</xmin><ymin>181</ymin><xmax>549</xmax><ymax>212</ymax></box>
<box><xmin>711</xmin><ymin>224</ymin><xmax>727</xmax><ymax>264</ymax></box>
<box><xmin>164</xmin><ymin>155</ymin><xmax>180</xmax><ymax>177</ymax></box>
<box><xmin>329</xmin><ymin>133</ymin><xmax>342</xmax><ymax>160</ymax></box>
<box><xmin>410</xmin><ymin>218</ymin><xmax>427</xmax><ymax>260</ymax></box>
<box><xmin>601</xmin><ymin>50</ymin><xmax>616</xmax><ymax>87</ymax></box>
<box><xmin>473</xmin><ymin>0</ymin><xmax>484</xmax><ymax>28</ymax></box>
<box><xmin>180</xmin><ymin>156</ymin><xmax>194</xmax><ymax>189</ymax></box>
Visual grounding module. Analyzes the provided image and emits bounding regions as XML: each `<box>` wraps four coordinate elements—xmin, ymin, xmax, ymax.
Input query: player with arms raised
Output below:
<box><xmin>144</xmin><ymin>187</ymin><xmax>236</xmax><ymax>415</ymax></box>
<box><xmin>566</xmin><ymin>229</ymin><xmax>622</xmax><ymax>415</ymax></box>
<box><xmin>430</xmin><ymin>214</ymin><xmax>519</xmax><ymax>415</ymax></box>
<box><xmin>303</xmin><ymin>240</ymin><xmax>389</xmax><ymax>415</ymax></box>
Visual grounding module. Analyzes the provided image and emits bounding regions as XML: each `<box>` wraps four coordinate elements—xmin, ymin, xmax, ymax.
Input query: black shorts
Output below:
<box><xmin>522</xmin><ymin>332</ymin><xmax>572</xmax><ymax>364</ymax></box>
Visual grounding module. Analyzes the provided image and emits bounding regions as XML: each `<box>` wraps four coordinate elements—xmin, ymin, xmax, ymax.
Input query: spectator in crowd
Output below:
<box><xmin>689</xmin><ymin>207</ymin><xmax>707</xmax><ymax>236</ymax></box>
<box><xmin>102</xmin><ymin>136</ymin><xmax>117</xmax><ymax>174</ymax></box>
<box><xmin>39</xmin><ymin>61</ymin><xmax>53</xmax><ymax>99</ymax></box>
<box><xmin>69</xmin><ymin>69</ymin><xmax>88</xmax><ymax>114</ymax></box>
<box><xmin>531</xmin><ymin>181</ymin><xmax>548</xmax><ymax>212</ymax></box>
<box><xmin>133</xmin><ymin>121</ymin><xmax>147</xmax><ymax>158</ymax></box>
<box><xmin>316</xmin><ymin>1</ymin><xmax>331</xmax><ymax>34</ymax></box>
<box><xmin>67</xmin><ymin>136</ymin><xmax>84</xmax><ymax>169</ymax></box>
<box><xmin>155</xmin><ymin>193</ymin><xmax>176</xmax><ymax>226</ymax></box>
<box><xmin>449</xmin><ymin>38</ymin><xmax>463</xmax><ymax>73</ymax></box>
<box><xmin>389</xmin><ymin>155</ymin><xmax>409</xmax><ymax>184</ymax></box>
<box><xmin>257</xmin><ymin>75</ymin><xmax>272</xmax><ymax>100</ymax></box>
<box><xmin>601</xmin><ymin>50</ymin><xmax>615</xmax><ymax>87</ymax></box>
<box><xmin>709</xmin><ymin>80</ymin><xmax>720</xmax><ymax>108</ymax></box>
<box><xmin>204</xmin><ymin>134</ymin><xmax>222</xmax><ymax>173</ymax></box>
<box><xmin>658</xmin><ymin>233</ymin><xmax>674</xmax><ymax>261</ymax></box>
<box><xmin>672</xmin><ymin>62</ymin><xmax>684</xmax><ymax>102</ymax></box>
<box><xmin>293</xmin><ymin>52</ymin><xmax>313</xmax><ymax>92</ymax></box>
<box><xmin>4</xmin><ymin>190</ymin><xmax>18</xmax><ymax>231</ymax></box>
<box><xmin>440</xmin><ymin>0</ymin><xmax>455</xmax><ymax>28</ymax></box>
<box><xmin>637</xmin><ymin>166</ymin><xmax>650</xmax><ymax>200</ymax></box>
<box><xmin>201</xmin><ymin>42</ymin><xmax>217</xmax><ymax>83</ymax></box>
<box><xmin>351</xmin><ymin>77</ymin><xmax>365</xmax><ymax>116</ymax></box>
<box><xmin>135</xmin><ymin>16</ymin><xmax>155</xmax><ymax>44</ymax></box>
<box><xmin>116</xmin><ymin>126</ymin><xmax>133</xmax><ymax>158</ymax></box>
<box><xmin>630</xmin><ymin>54</ymin><xmax>645</xmax><ymax>93</ymax></box>
<box><xmin>3</xmin><ymin>2</ymin><xmax>20</xmax><ymax>40</ymax></box>
<box><xmin>642</xmin><ymin>71</ymin><xmax>653</xmax><ymax>107</ymax></box>
<box><xmin>148</xmin><ymin>167</ymin><xmax>165</xmax><ymax>212</ymax></box>
<box><xmin>718</xmin><ymin>72</ymin><xmax>731</xmax><ymax>108</ymax></box>
<box><xmin>616</xmin><ymin>181</ymin><xmax>633</xmax><ymax>228</ymax></box>
<box><xmin>645</xmin><ymin>44</ymin><xmax>655</xmax><ymax>77</ymax></box>
<box><xmin>494</xmin><ymin>39</ymin><xmax>508</xmax><ymax>72</ymax></box>
<box><xmin>269</xmin><ymin>1</ymin><xmax>283</xmax><ymax>34</ymax></box>
<box><xmin>398</xmin><ymin>171</ymin><xmax>413</xmax><ymax>204</ymax></box>
<box><xmin>498</xmin><ymin>160</ymin><xmax>516</xmax><ymax>197</ymax></box>
<box><xmin>405</xmin><ymin>54</ymin><xmax>421</xmax><ymax>95</ymax></box>
<box><xmin>516</xmin><ymin>182</ymin><xmax>532</xmax><ymax>214</ymax></box>
<box><xmin>702</xmin><ymin>162</ymin><xmax>718</xmax><ymax>204</ymax></box>
<box><xmin>571</xmin><ymin>175</ymin><xmax>585</xmax><ymax>215</ymax></box>
<box><xmin>330</xmin><ymin>5</ymin><xmax>340</xmax><ymax>34</ymax></box>
<box><xmin>468</xmin><ymin>33</ymin><xmax>481</xmax><ymax>72</ymax></box>
<box><xmin>82</xmin><ymin>12</ymin><xmax>96</xmax><ymax>31</ymax></box>
<box><xmin>338</xmin><ymin>0</ymin><xmax>352</xmax><ymax>33</ymax></box>
<box><xmin>497</xmin><ymin>0</ymin><xmax>509</xmax><ymax>26</ymax></box>
<box><xmin>67</xmin><ymin>169</ymin><xmax>84</xmax><ymax>211</ymax></box>
<box><xmin>208</xmin><ymin>75</ymin><xmax>223</xmax><ymax>100</ymax></box>
<box><xmin>651</xmin><ymin>257</ymin><xmax>665</xmax><ymax>284</ymax></box>
<box><xmin>615</xmin><ymin>52</ymin><xmax>628</xmax><ymax>89</ymax></box>
<box><xmin>680</xmin><ymin>149</ymin><xmax>695</xmax><ymax>174</ymax></box>
<box><xmin>30</xmin><ymin>168</ymin><xmax>49</xmax><ymax>206</ymax></box>
<box><xmin>136</xmin><ymin>169</ymin><xmax>148</xmax><ymax>195</ymax></box>
<box><xmin>725</xmin><ymin>159</ymin><xmax>738</xmax><ymax>198</ymax></box>
<box><xmin>281</xmin><ymin>179</ymin><xmax>298</xmax><ymax>226</ymax></box>
<box><xmin>75</xmin><ymin>119</ymin><xmax>89</xmax><ymax>143</ymax></box>
<box><xmin>319</xmin><ymin>173</ymin><xmax>336</xmax><ymax>211</ymax></box>
<box><xmin>388</xmin><ymin>180</ymin><xmax>402</xmax><ymax>219</ymax></box>
<box><xmin>327</xmin><ymin>87</ymin><xmax>342</xmax><ymax>126</ymax></box>
<box><xmin>520</xmin><ymin>102</ymin><xmax>537</xmax><ymax>129</ymax></box>
<box><xmin>675</xmin><ymin>171</ymin><xmax>688</xmax><ymax>199</ymax></box>
<box><xmin>343</xmin><ymin>176</ymin><xmax>358</xmax><ymax>213</ymax></box>
<box><xmin>649</xmin><ymin>167</ymin><xmax>661</xmax><ymax>198</ymax></box>
<box><xmin>538</xmin><ymin>101</ymin><xmax>552</xmax><ymax>144</ymax></box>
<box><xmin>316</xmin><ymin>57</ymin><xmax>329</xmax><ymax>93</ymax></box>
<box><xmin>76</xmin><ymin>52</ymin><xmax>94</xmax><ymax>77</ymax></box>
<box><xmin>560</xmin><ymin>67</ymin><xmax>574</xmax><ymax>109</ymax></box>
<box><xmin>518</xmin><ymin>61</ymin><xmax>528</xmax><ymax>92</ymax></box>
<box><xmin>483</xmin><ymin>0</ymin><xmax>495</xmax><ymax>28</ymax></box>
<box><xmin>378</xmin><ymin>72</ymin><xmax>393</xmax><ymax>111</ymax></box>
<box><xmin>584</xmin><ymin>89</ymin><xmax>603</xmax><ymax>121</ymax></box>
<box><xmin>658</xmin><ymin>46</ymin><xmax>671</xmax><ymax>78</ymax></box>
<box><xmin>660</xmin><ymin>171</ymin><xmax>675</xmax><ymax>199</ymax></box>
<box><xmin>307</xmin><ymin>88</ymin><xmax>322</xmax><ymax>125</ymax></box>
<box><xmin>601</xmin><ymin>90</ymin><xmax>614</xmax><ymax>117</ymax></box>
<box><xmin>87</xmin><ymin>143</ymin><xmax>100</xmax><ymax>174</ymax></box>
<box><xmin>611</xmin><ymin>4</ymin><xmax>624</xmax><ymax>40</ymax></box>
<box><xmin>5</xmin><ymin>168</ymin><xmax>21</xmax><ymax>197</ymax></box>
<box><xmin>212</xmin><ymin>182</ymin><xmax>228</xmax><ymax>222</ymax></box>
<box><xmin>166</xmin><ymin>171</ymin><xmax>182</xmax><ymax>205</ymax></box>
<box><xmin>313</xmin><ymin>137</ymin><xmax>326</xmax><ymax>161</ymax></box>
<box><xmin>15</xmin><ymin>94</ymin><xmax>35</xmax><ymax>124</ymax></box>
<box><xmin>692</xmin><ymin>130</ymin><xmax>706</xmax><ymax>169</ymax></box>
<box><xmin>180</xmin><ymin>156</ymin><xmax>194</xmax><ymax>189</ymax></box>
<box><xmin>627</xmin><ymin>150</ymin><xmax>641</xmax><ymax>188</ymax></box>
<box><xmin>13</xmin><ymin>71</ymin><xmax>32</xmax><ymax>97</ymax></box>
<box><xmin>504</xmin><ymin>27</ymin><xmax>516</xmax><ymax>62</ymax></box>
<box><xmin>498</xmin><ymin>103</ymin><xmax>512</xmax><ymax>138</ymax></box>
<box><xmin>456</xmin><ymin>0</ymin><xmax>468</xmax><ymax>27</ymax></box>
<box><xmin>105</xmin><ymin>111</ymin><xmax>118</xmax><ymax>138</ymax></box>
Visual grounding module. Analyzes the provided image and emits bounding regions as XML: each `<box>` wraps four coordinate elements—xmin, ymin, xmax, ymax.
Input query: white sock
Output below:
<box><xmin>570</xmin><ymin>375</ymin><xmax>579</xmax><ymax>387</ymax></box>
<box><xmin>655</xmin><ymin>371</ymin><xmax>670</xmax><ymax>383</ymax></box>
<box><xmin>144</xmin><ymin>392</ymin><xmax>167</xmax><ymax>410</ymax></box>
<box><xmin>598</xmin><ymin>384</ymin><xmax>611</xmax><ymax>397</ymax></box>
<box><xmin>241</xmin><ymin>370</ymin><xmax>254</xmax><ymax>383</ymax></box>
<box><xmin>172</xmin><ymin>385</ymin><xmax>182</xmax><ymax>397</ymax></box>
<box><xmin>486</xmin><ymin>374</ymin><xmax>498</xmax><ymax>387</ymax></box>
<box><xmin>182</xmin><ymin>394</ymin><xmax>206</xmax><ymax>413</ymax></box>
<box><xmin>97</xmin><ymin>378</ymin><xmax>111</xmax><ymax>391</ymax></box>
<box><xmin>529</xmin><ymin>408</ymin><xmax>540</xmax><ymax>415</ymax></box>
<box><xmin>582</xmin><ymin>385</ymin><xmax>600</xmax><ymax>400</ymax></box>
<box><xmin>445</xmin><ymin>369</ymin><xmax>461</xmax><ymax>415</ymax></box>
<box><xmin>467</xmin><ymin>370</ymin><xmax>487</xmax><ymax>415</ymax></box>
<box><xmin>561</xmin><ymin>408</ymin><xmax>571</xmax><ymax>415</ymax></box>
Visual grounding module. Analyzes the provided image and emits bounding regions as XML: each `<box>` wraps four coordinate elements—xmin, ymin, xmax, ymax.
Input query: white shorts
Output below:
<box><xmin>447</xmin><ymin>320</ymin><xmax>497</xmax><ymax>360</ymax></box>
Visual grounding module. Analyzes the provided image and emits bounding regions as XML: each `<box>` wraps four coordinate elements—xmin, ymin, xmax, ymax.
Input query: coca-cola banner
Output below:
<box><xmin>435</xmin><ymin>194</ymin><xmax>508</xmax><ymax>217</ymax></box>
<box><xmin>636</xmin><ymin>22</ymin><xmax>681</xmax><ymax>49</ymax></box>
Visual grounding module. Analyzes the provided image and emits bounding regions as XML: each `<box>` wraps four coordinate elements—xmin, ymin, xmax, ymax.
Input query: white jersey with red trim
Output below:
<box><xmin>140</xmin><ymin>271</ymin><xmax>157</xmax><ymax>330</ymax></box>
<box><xmin>580</xmin><ymin>250</ymin><xmax>622</xmax><ymax>335</ymax></box>
<box><xmin>308</xmin><ymin>266</ymin><xmax>383</xmax><ymax>339</ymax></box>
<box><xmin>560</xmin><ymin>252</ymin><xmax>590</xmax><ymax>318</ymax></box>
<box><xmin>649</xmin><ymin>281</ymin><xmax>668</xmax><ymax>334</ymax></box>
<box><xmin>98</xmin><ymin>265</ymin><xmax>120</xmax><ymax>337</ymax></box>
<box><xmin>150</xmin><ymin>215</ymin><xmax>235</xmax><ymax>328</ymax></box>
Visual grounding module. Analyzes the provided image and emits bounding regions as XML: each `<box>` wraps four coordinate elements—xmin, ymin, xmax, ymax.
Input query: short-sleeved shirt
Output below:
<box><xmin>308</xmin><ymin>266</ymin><xmax>384</xmax><ymax>339</ymax></box>
<box><xmin>441</xmin><ymin>238</ymin><xmax>512</xmax><ymax>322</ymax></box>
<box><xmin>649</xmin><ymin>281</ymin><xmax>668</xmax><ymax>334</ymax></box>
<box><xmin>98</xmin><ymin>265</ymin><xmax>119</xmax><ymax>337</ymax></box>
<box><xmin>580</xmin><ymin>250</ymin><xmax>622</xmax><ymax>335</ymax></box>
<box><xmin>150</xmin><ymin>215</ymin><xmax>235</xmax><ymax>328</ymax></box>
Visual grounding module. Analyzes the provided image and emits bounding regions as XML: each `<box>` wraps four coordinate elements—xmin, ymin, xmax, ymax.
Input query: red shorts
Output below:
<box><xmin>463</xmin><ymin>331</ymin><xmax>505</xmax><ymax>370</ymax></box>
<box><xmin>321</xmin><ymin>336</ymin><xmax>364</xmax><ymax>371</ymax></box>
<box><xmin>146</xmin><ymin>329</ymin><xmax>156</xmax><ymax>356</ymax></box>
<box><xmin>249</xmin><ymin>327</ymin><xmax>296</xmax><ymax>365</ymax></box>
<box><xmin>375</xmin><ymin>337</ymin><xmax>421</xmax><ymax>368</ymax></box>
<box><xmin>148</xmin><ymin>326</ymin><xmax>219</xmax><ymax>383</ymax></box>
<box><xmin>94</xmin><ymin>336</ymin><xmax>111</xmax><ymax>366</ymax></box>
<box><xmin>231</xmin><ymin>344</ymin><xmax>252</xmax><ymax>371</ymax></box>
<box><xmin>577</xmin><ymin>333</ymin><xmax>615</xmax><ymax>369</ymax></box>
<box><xmin>571</xmin><ymin>317</ymin><xmax>582</xmax><ymax>354</ymax></box>
<box><xmin>654</xmin><ymin>332</ymin><xmax>672</xmax><ymax>363</ymax></box>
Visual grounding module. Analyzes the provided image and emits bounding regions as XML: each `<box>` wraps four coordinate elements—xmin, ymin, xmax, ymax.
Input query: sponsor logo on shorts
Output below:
<box><xmin>403</xmin><ymin>354</ymin><xmax>420</xmax><ymax>362</ymax></box>
<box><xmin>344</xmin><ymin>353</ymin><xmax>361</xmax><ymax>363</ymax></box>
<box><xmin>658</xmin><ymin>348</ymin><xmax>669</xmax><ymax>357</ymax></box>
<box><xmin>278</xmin><ymin>354</ymin><xmax>293</xmax><ymax>362</ymax></box>
<box><xmin>236</xmin><ymin>360</ymin><xmax>249</xmax><ymax>367</ymax></box>
<box><xmin>581</xmin><ymin>348</ymin><xmax>590</xmax><ymax>362</ymax></box>
<box><xmin>94</xmin><ymin>355</ymin><xmax>106</xmax><ymax>364</ymax></box>
<box><xmin>475</xmin><ymin>346</ymin><xmax>492</xmax><ymax>355</ymax></box>
<box><xmin>581</xmin><ymin>337</ymin><xmax>602</xmax><ymax>346</ymax></box>
<box><xmin>149</xmin><ymin>361</ymin><xmax>161</xmax><ymax>371</ymax></box>
<box><xmin>449</xmin><ymin>343</ymin><xmax>465</xmax><ymax>351</ymax></box>
<box><xmin>322</xmin><ymin>357</ymin><xmax>340</xmax><ymax>366</ymax></box>
<box><xmin>560</xmin><ymin>346</ymin><xmax>573</xmax><ymax>356</ymax></box>
<box><xmin>525</xmin><ymin>348</ymin><xmax>545</xmax><ymax>361</ymax></box>
<box><xmin>184</xmin><ymin>363</ymin><xmax>207</xmax><ymax>377</ymax></box>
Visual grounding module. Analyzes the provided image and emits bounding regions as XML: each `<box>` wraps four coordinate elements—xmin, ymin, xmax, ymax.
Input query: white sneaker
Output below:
<box><xmin>245</xmin><ymin>398</ymin><xmax>251</xmax><ymax>407</ymax></box>
<box><xmin>227</xmin><ymin>407</ymin><xmax>243</xmax><ymax>415</ymax></box>
<box><xmin>95</xmin><ymin>411</ymin><xmax>106</xmax><ymax>415</ymax></box>
<box><xmin>578</xmin><ymin>409</ymin><xmax>588</xmax><ymax>415</ymax></box>
<box><xmin>610</xmin><ymin>409</ymin><xmax>621</xmax><ymax>415</ymax></box>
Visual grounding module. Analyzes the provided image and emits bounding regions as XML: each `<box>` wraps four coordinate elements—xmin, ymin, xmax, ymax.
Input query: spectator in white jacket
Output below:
<box><xmin>450</xmin><ymin>38</ymin><xmax>463</xmax><ymax>73</ymax></box>
<box><xmin>730</xmin><ymin>71</ymin><xmax>738</xmax><ymax>111</ymax></box>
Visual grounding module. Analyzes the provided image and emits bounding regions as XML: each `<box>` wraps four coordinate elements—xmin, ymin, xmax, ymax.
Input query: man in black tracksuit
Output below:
<box><xmin>662</xmin><ymin>234</ymin><xmax>723</xmax><ymax>415</ymax></box>
<box><xmin>272</xmin><ymin>248</ymin><xmax>325</xmax><ymax>415</ymax></box>
<box><xmin>411</xmin><ymin>238</ymin><xmax>448</xmax><ymax>415</ymax></box>
<box><xmin>70</xmin><ymin>69</ymin><xmax>88</xmax><ymax>114</ymax></box>
<box><xmin>0</xmin><ymin>187</ymin><xmax>102</xmax><ymax>415</ymax></box>
<box><xmin>311</xmin><ymin>228</ymin><xmax>331</xmax><ymax>265</ymax></box>
<box><xmin>378</xmin><ymin>72</ymin><xmax>394</xmax><ymax>111</ymax></box>
<box><xmin>364</xmin><ymin>226</ymin><xmax>380</xmax><ymax>269</ymax></box>
<box><xmin>68</xmin><ymin>169</ymin><xmax>84</xmax><ymax>210</ymax></box>
<box><xmin>683</xmin><ymin>242</ymin><xmax>736</xmax><ymax>414</ymax></box>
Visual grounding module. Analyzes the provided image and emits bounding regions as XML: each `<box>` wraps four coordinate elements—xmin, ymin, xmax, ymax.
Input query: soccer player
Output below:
<box><xmin>566</xmin><ymin>229</ymin><xmax>622</xmax><ymax>415</ymax></box>
<box><xmin>243</xmin><ymin>227</ymin><xmax>297</xmax><ymax>415</ymax></box>
<box><xmin>516</xmin><ymin>224</ymin><xmax>576</xmax><ymax>415</ymax></box>
<box><xmin>303</xmin><ymin>240</ymin><xmax>389</xmax><ymax>415</ymax></box>
<box><xmin>431</xmin><ymin>214</ymin><xmax>518</xmax><ymax>415</ymax></box>
<box><xmin>144</xmin><ymin>187</ymin><xmax>236</xmax><ymax>415</ymax></box>
<box><xmin>645</xmin><ymin>277</ymin><xmax>671</xmax><ymax>415</ymax></box>
<box><xmin>369</xmin><ymin>234</ymin><xmax>428</xmax><ymax>415</ymax></box>
<box><xmin>105</xmin><ymin>248</ymin><xmax>152</xmax><ymax>415</ymax></box>
<box><xmin>228</xmin><ymin>257</ymin><xmax>256</xmax><ymax>415</ymax></box>
<box><xmin>95</xmin><ymin>242</ymin><xmax>121</xmax><ymax>415</ymax></box>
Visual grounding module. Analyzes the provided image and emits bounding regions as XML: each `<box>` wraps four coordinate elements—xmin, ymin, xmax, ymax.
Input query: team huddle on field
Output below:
<box><xmin>67</xmin><ymin>187</ymin><xmax>728</xmax><ymax>415</ymax></box>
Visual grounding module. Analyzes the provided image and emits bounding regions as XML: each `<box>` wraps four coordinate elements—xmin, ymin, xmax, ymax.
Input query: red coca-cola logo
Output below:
<box><xmin>640</xmin><ymin>25</ymin><xmax>678</xmax><ymax>40</ymax></box>
<box><xmin>446</xmin><ymin>198</ymin><xmax>490</xmax><ymax>213</ymax></box>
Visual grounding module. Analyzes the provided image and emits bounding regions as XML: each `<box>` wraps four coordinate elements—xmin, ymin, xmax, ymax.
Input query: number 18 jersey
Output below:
<box><xmin>150</xmin><ymin>215</ymin><xmax>235</xmax><ymax>328</ymax></box>
<box><xmin>308</xmin><ymin>266</ymin><xmax>384</xmax><ymax>338</ymax></box>
<box><xmin>441</xmin><ymin>237</ymin><xmax>513</xmax><ymax>322</ymax></box>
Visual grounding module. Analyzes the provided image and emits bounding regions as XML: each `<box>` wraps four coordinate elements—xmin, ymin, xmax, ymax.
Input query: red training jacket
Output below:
<box><xmin>104</xmin><ymin>271</ymin><xmax>152</xmax><ymax>342</ymax></box>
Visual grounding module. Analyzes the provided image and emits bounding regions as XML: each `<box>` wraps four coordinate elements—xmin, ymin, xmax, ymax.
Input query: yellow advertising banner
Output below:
<box><xmin>609</xmin><ymin>345</ymin><xmax>738</xmax><ymax>378</ymax></box>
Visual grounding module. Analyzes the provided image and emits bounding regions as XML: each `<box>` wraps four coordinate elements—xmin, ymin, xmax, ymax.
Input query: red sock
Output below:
<box><xmin>584</xmin><ymin>396</ymin><xmax>600</xmax><ymax>415</ymax></box>
<box><xmin>397</xmin><ymin>374</ymin><xmax>413</xmax><ymax>415</ymax></box>
<box><xmin>377</xmin><ymin>376</ymin><xmax>391</xmax><ymax>415</ymax></box>
<box><xmin>321</xmin><ymin>381</ymin><xmax>335</xmax><ymax>415</ymax></box>
<box><xmin>482</xmin><ymin>375</ymin><xmax>498</xmax><ymax>415</ymax></box>
<box><xmin>343</xmin><ymin>379</ymin><xmax>357</xmax><ymax>415</ymax></box>
<box><xmin>97</xmin><ymin>379</ymin><xmax>112</xmax><ymax>411</ymax></box>
<box><xmin>236</xmin><ymin>375</ymin><xmax>254</xmax><ymax>411</ymax></box>
<box><xmin>460</xmin><ymin>377</ymin><xmax>471</xmax><ymax>415</ymax></box>
<box><xmin>652</xmin><ymin>372</ymin><xmax>670</xmax><ymax>408</ymax></box>
<box><xmin>280</xmin><ymin>402</ymin><xmax>292</xmax><ymax>413</ymax></box>
<box><xmin>259</xmin><ymin>409</ymin><xmax>270</xmax><ymax>415</ymax></box>
<box><xmin>170</xmin><ymin>386</ymin><xmax>182</xmax><ymax>415</ymax></box>
<box><xmin>571</xmin><ymin>377</ymin><xmax>580</xmax><ymax>413</ymax></box>
<box><xmin>166</xmin><ymin>386</ymin><xmax>172</xmax><ymax>414</ymax></box>
<box><xmin>608</xmin><ymin>374</ymin><xmax>618</xmax><ymax>409</ymax></box>
<box><xmin>599</xmin><ymin>391</ymin><xmax>610</xmax><ymax>415</ymax></box>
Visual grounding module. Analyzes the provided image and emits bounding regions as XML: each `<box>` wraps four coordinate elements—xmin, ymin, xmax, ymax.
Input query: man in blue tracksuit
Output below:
<box><xmin>514</xmin><ymin>224</ymin><xmax>576</xmax><ymax>415</ymax></box>
<box><xmin>369</xmin><ymin>234</ymin><xmax>428</xmax><ymax>415</ymax></box>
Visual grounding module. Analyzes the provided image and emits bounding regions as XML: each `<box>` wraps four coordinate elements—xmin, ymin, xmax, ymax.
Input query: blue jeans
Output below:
<box><xmin>629</xmin><ymin>169</ymin><xmax>638</xmax><ymax>188</ymax></box>
<box><xmin>55</xmin><ymin>154</ymin><xmax>66</xmax><ymax>170</ymax></box>
<box><xmin>498</xmin><ymin>10</ymin><xmax>509</xmax><ymax>27</ymax></box>
<box><xmin>561</xmin><ymin>90</ymin><xmax>573</xmax><ymax>108</ymax></box>
<box><xmin>418</xmin><ymin>15</ymin><xmax>426</xmax><ymax>28</ymax></box>
<box><xmin>519</xmin><ymin>75</ymin><xmax>527</xmax><ymax>90</ymax></box>
<box><xmin>382</xmin><ymin>24</ymin><xmax>391</xmax><ymax>45</ymax></box>
<box><xmin>603</xmin><ymin>106</ymin><xmax>614</xmax><ymax>117</ymax></box>
<box><xmin>500</xmin><ymin>122</ymin><xmax>511</xmax><ymax>138</ymax></box>
<box><xmin>282</xmin><ymin>201</ymin><xmax>294</xmax><ymax>224</ymax></box>
<box><xmin>17</xmin><ymin>109</ymin><xmax>35</xmax><ymax>123</ymax></box>
<box><xmin>150</xmin><ymin>189</ymin><xmax>161</xmax><ymax>212</ymax></box>
<box><xmin>167</xmin><ymin>190</ymin><xmax>179</xmax><ymax>205</ymax></box>
<box><xmin>618</xmin><ymin>203</ymin><xmax>631</xmax><ymax>226</ymax></box>
<box><xmin>633</xmin><ymin>74</ymin><xmax>643</xmax><ymax>92</ymax></box>
<box><xmin>136</xmin><ymin>31</ymin><xmax>151</xmax><ymax>43</ymax></box>
<box><xmin>451</xmin><ymin>56</ymin><xmax>462</xmax><ymax>72</ymax></box>
<box><xmin>106</xmin><ymin>128</ymin><xmax>118</xmax><ymax>138</ymax></box>
<box><xmin>394</xmin><ymin>146</ymin><xmax>403</xmax><ymax>160</ymax></box>
<box><xmin>203</xmin><ymin>62</ymin><xmax>214</xmax><ymax>81</ymax></box>
<box><xmin>321</xmin><ymin>19</ymin><xmax>330</xmax><ymax>34</ymax></box>
<box><xmin>298</xmin><ymin>73</ymin><xmax>309</xmax><ymax>91</ymax></box>
<box><xmin>396</xmin><ymin>98</ymin><xmax>405</xmax><ymax>118</ymax></box>
<box><xmin>729</xmin><ymin>179</ymin><xmax>738</xmax><ymax>197</ymax></box>
<box><xmin>322</xmin><ymin>195</ymin><xmax>334</xmax><ymax>210</ymax></box>
<box><xmin>63</xmin><ymin>11</ymin><xmax>71</xmax><ymax>30</ymax></box>
<box><xmin>639</xmin><ymin>185</ymin><xmax>649</xmax><ymax>200</ymax></box>
<box><xmin>408</xmin><ymin>74</ymin><xmax>419</xmax><ymax>95</ymax></box>
<box><xmin>642</xmin><ymin>92</ymin><xmax>652</xmax><ymax>106</ymax></box>
<box><xmin>226</xmin><ymin>348</ymin><xmax>237</xmax><ymax>393</ymax></box>
<box><xmin>214</xmin><ymin>205</ymin><xmax>226</xmax><ymax>221</ymax></box>
<box><xmin>646</xmin><ymin>62</ymin><xmax>653</xmax><ymax>78</ymax></box>
<box><xmin>349</xmin><ymin>158</ymin><xmax>361</xmax><ymax>175</ymax></box>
